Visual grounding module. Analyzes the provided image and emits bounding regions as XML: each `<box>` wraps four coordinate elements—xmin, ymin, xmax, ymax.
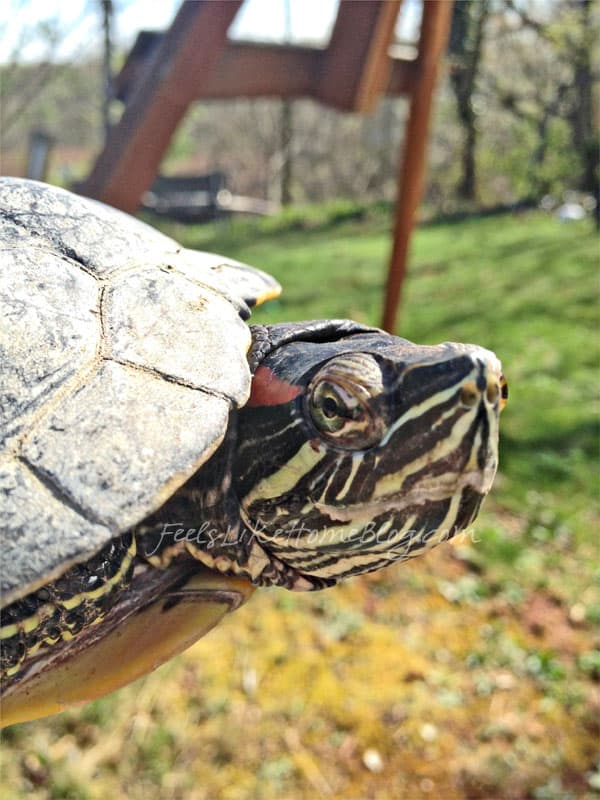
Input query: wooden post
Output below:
<box><xmin>381</xmin><ymin>0</ymin><xmax>454</xmax><ymax>333</ymax></box>
<box><xmin>80</xmin><ymin>1</ymin><xmax>242</xmax><ymax>213</ymax></box>
<box><xmin>317</xmin><ymin>0</ymin><xmax>402</xmax><ymax>113</ymax></box>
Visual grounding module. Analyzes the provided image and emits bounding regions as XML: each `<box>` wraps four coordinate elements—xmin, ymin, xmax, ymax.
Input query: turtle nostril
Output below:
<box><xmin>460</xmin><ymin>382</ymin><xmax>479</xmax><ymax>407</ymax></box>
<box><xmin>486</xmin><ymin>380</ymin><xmax>500</xmax><ymax>406</ymax></box>
<box><xmin>499</xmin><ymin>374</ymin><xmax>508</xmax><ymax>411</ymax></box>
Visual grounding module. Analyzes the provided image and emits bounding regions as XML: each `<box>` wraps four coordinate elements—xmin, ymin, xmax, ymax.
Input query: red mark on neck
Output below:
<box><xmin>248</xmin><ymin>365</ymin><xmax>302</xmax><ymax>407</ymax></box>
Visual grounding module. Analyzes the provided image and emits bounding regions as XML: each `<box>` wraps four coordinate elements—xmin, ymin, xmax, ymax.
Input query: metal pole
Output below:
<box><xmin>381</xmin><ymin>1</ymin><xmax>454</xmax><ymax>333</ymax></box>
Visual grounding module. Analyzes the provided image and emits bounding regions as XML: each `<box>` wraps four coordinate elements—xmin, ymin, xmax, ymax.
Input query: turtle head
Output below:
<box><xmin>234</xmin><ymin>321</ymin><xmax>506</xmax><ymax>589</ymax></box>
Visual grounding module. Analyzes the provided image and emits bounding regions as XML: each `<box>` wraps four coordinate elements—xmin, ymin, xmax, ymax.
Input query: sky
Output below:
<box><xmin>1</xmin><ymin>0</ymin><xmax>422</xmax><ymax>64</ymax></box>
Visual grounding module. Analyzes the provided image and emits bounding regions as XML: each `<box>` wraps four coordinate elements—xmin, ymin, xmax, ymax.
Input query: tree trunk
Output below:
<box><xmin>449</xmin><ymin>0</ymin><xmax>490</xmax><ymax>202</ymax></box>
<box><xmin>101</xmin><ymin>0</ymin><xmax>114</xmax><ymax>143</ymax></box>
<box><xmin>459</xmin><ymin>104</ymin><xmax>477</xmax><ymax>200</ymax></box>
<box><xmin>280</xmin><ymin>100</ymin><xmax>293</xmax><ymax>206</ymax></box>
<box><xmin>571</xmin><ymin>0</ymin><xmax>598</xmax><ymax>228</ymax></box>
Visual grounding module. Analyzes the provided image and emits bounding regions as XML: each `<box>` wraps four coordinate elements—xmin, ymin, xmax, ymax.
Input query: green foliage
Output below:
<box><xmin>0</xmin><ymin>62</ymin><xmax>102</xmax><ymax>151</ymax></box>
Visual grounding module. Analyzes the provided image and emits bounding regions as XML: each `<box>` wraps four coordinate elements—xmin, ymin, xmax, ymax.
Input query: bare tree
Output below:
<box><xmin>279</xmin><ymin>0</ymin><xmax>294</xmax><ymax>206</ymax></box>
<box><xmin>499</xmin><ymin>0</ymin><xmax>599</xmax><ymax>202</ymax></box>
<box><xmin>448</xmin><ymin>0</ymin><xmax>491</xmax><ymax>201</ymax></box>
<box><xmin>568</xmin><ymin>0</ymin><xmax>598</xmax><ymax>207</ymax></box>
<box><xmin>100</xmin><ymin>0</ymin><xmax>114</xmax><ymax>142</ymax></box>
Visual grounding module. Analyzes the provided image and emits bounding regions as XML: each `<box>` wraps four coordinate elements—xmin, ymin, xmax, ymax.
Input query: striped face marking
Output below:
<box><xmin>236</xmin><ymin>333</ymin><xmax>505</xmax><ymax>588</ymax></box>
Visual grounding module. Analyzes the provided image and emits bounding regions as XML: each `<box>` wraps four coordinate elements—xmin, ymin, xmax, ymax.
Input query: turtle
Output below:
<box><xmin>0</xmin><ymin>178</ymin><xmax>506</xmax><ymax>726</ymax></box>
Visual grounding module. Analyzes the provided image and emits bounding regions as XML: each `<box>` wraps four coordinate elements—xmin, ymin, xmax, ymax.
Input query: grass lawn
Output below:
<box><xmin>1</xmin><ymin>207</ymin><xmax>598</xmax><ymax>799</ymax></box>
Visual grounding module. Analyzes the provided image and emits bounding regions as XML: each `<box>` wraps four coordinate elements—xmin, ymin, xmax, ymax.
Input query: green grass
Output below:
<box><xmin>2</xmin><ymin>207</ymin><xmax>598</xmax><ymax>800</ymax></box>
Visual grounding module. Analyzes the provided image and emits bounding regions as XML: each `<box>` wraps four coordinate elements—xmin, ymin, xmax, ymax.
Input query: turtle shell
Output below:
<box><xmin>0</xmin><ymin>178</ymin><xmax>280</xmax><ymax>607</ymax></box>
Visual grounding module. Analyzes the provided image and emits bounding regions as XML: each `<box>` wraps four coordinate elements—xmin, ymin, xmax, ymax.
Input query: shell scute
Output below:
<box><xmin>103</xmin><ymin>266</ymin><xmax>251</xmax><ymax>405</ymax></box>
<box><xmin>0</xmin><ymin>457</ymin><xmax>110</xmax><ymax>605</ymax></box>
<box><xmin>0</xmin><ymin>178</ymin><xmax>279</xmax><ymax>603</ymax></box>
<box><xmin>0</xmin><ymin>247</ymin><xmax>99</xmax><ymax>448</ymax></box>
<box><xmin>21</xmin><ymin>361</ymin><xmax>230</xmax><ymax>531</ymax></box>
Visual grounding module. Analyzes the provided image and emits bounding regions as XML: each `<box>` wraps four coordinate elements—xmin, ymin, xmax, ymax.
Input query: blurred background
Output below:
<box><xmin>1</xmin><ymin>1</ymin><xmax>599</xmax><ymax>798</ymax></box>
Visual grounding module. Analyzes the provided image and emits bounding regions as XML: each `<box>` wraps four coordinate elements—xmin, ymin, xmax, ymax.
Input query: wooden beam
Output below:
<box><xmin>205</xmin><ymin>43</ymin><xmax>416</xmax><ymax>101</ymax></box>
<box><xmin>113</xmin><ymin>31</ymin><xmax>161</xmax><ymax>103</ymax></box>
<box><xmin>386</xmin><ymin>57</ymin><xmax>419</xmax><ymax>97</ymax></box>
<box><xmin>80</xmin><ymin>1</ymin><xmax>242</xmax><ymax>213</ymax></box>
<box><xmin>381</xmin><ymin>0</ymin><xmax>454</xmax><ymax>332</ymax></box>
<box><xmin>316</xmin><ymin>0</ymin><xmax>403</xmax><ymax>112</ymax></box>
<box><xmin>116</xmin><ymin>38</ymin><xmax>418</xmax><ymax>104</ymax></box>
<box><xmin>202</xmin><ymin>42</ymin><xmax>321</xmax><ymax>100</ymax></box>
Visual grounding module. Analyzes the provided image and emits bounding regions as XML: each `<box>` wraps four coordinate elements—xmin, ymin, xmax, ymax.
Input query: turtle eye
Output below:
<box><xmin>309</xmin><ymin>382</ymin><xmax>354</xmax><ymax>433</ymax></box>
<box><xmin>308</xmin><ymin>378</ymin><xmax>382</xmax><ymax>449</ymax></box>
<box><xmin>321</xmin><ymin>395</ymin><xmax>342</xmax><ymax>419</ymax></box>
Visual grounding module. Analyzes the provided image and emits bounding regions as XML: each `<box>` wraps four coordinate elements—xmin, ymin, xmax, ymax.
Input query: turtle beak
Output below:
<box><xmin>0</xmin><ymin>569</ymin><xmax>254</xmax><ymax>727</ymax></box>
